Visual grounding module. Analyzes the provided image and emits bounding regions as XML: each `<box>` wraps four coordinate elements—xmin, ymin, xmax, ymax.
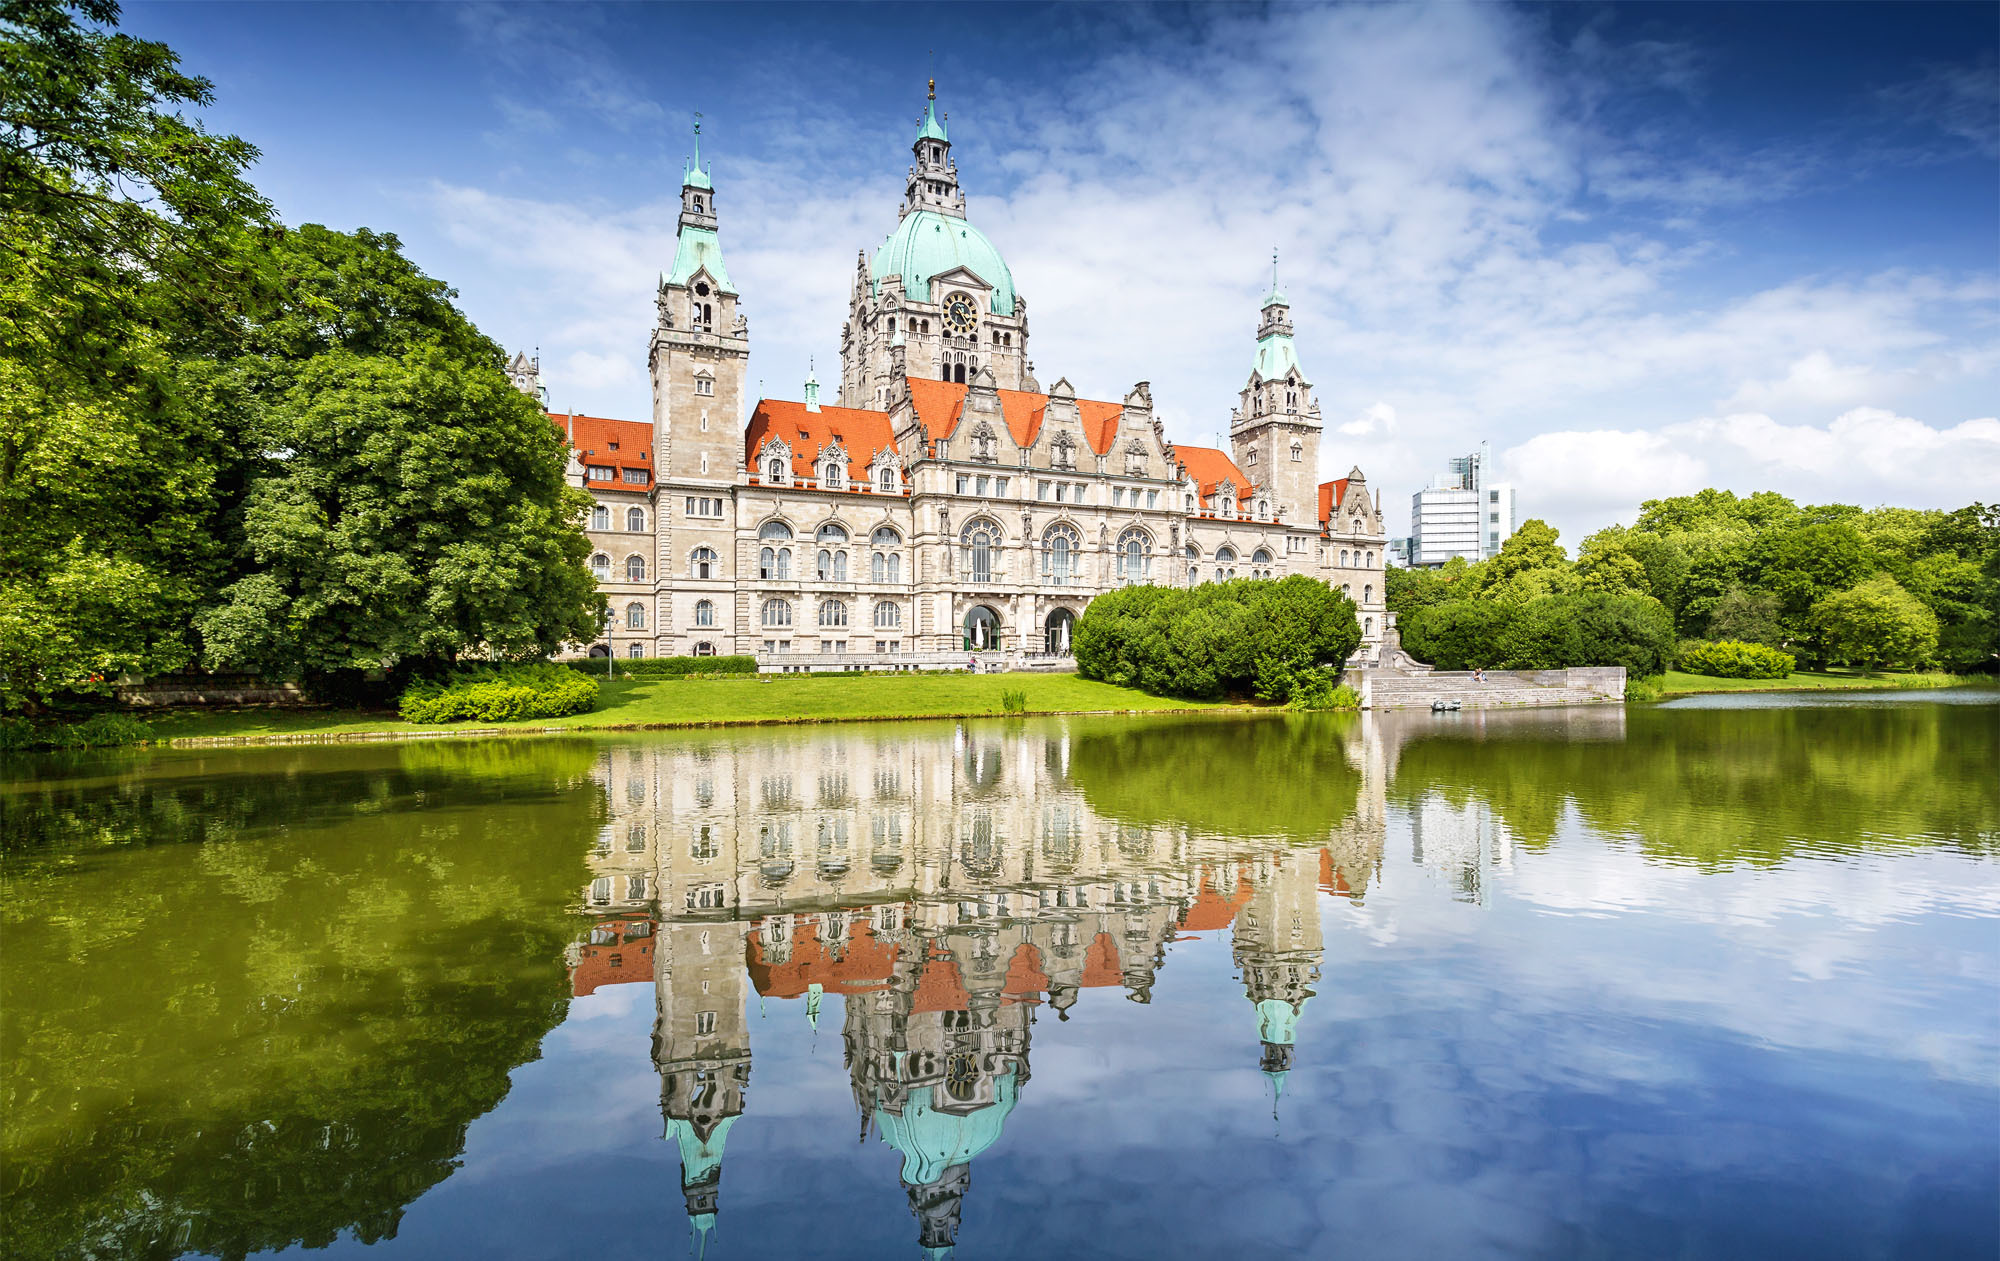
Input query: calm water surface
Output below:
<box><xmin>3</xmin><ymin>697</ymin><xmax>1997</xmax><ymax>1260</ymax></box>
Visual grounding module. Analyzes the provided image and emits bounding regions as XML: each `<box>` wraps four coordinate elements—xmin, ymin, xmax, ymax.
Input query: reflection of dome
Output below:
<box><xmin>1256</xmin><ymin>997</ymin><xmax>1301</xmax><ymax>1047</ymax></box>
<box><xmin>871</xmin><ymin>211</ymin><xmax>1018</xmax><ymax>316</ymax></box>
<box><xmin>874</xmin><ymin>1064</ymin><xmax>1020</xmax><ymax>1185</ymax></box>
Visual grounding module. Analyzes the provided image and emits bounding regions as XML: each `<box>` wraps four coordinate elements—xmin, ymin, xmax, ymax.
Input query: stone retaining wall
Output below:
<box><xmin>116</xmin><ymin>678</ymin><xmax>309</xmax><ymax>707</ymax></box>
<box><xmin>1358</xmin><ymin>666</ymin><xmax>1625</xmax><ymax>711</ymax></box>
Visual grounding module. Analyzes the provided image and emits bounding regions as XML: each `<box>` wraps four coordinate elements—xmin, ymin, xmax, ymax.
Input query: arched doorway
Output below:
<box><xmin>1044</xmin><ymin>607</ymin><xmax>1076</xmax><ymax>655</ymax></box>
<box><xmin>587</xmin><ymin>643</ymin><xmax>611</xmax><ymax>659</ymax></box>
<box><xmin>963</xmin><ymin>605</ymin><xmax>1001</xmax><ymax>651</ymax></box>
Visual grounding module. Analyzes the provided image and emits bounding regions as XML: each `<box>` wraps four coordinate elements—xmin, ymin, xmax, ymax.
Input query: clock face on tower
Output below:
<box><xmin>943</xmin><ymin>293</ymin><xmax>977</xmax><ymax>335</ymax></box>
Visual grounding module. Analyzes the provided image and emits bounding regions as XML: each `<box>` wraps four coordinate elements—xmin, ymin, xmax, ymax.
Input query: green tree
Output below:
<box><xmin>1702</xmin><ymin>583</ymin><xmax>1785</xmax><ymax>647</ymax></box>
<box><xmin>1477</xmin><ymin>518</ymin><xmax>1568</xmax><ymax>598</ymax></box>
<box><xmin>1746</xmin><ymin>521</ymin><xmax>1875</xmax><ymax>662</ymax></box>
<box><xmin>194</xmin><ymin>227</ymin><xmax>603</xmax><ymax>677</ymax></box>
<box><xmin>1575</xmin><ymin>530</ymin><xmax>1651</xmax><ymax>597</ymax></box>
<box><xmin>0</xmin><ymin>0</ymin><xmax>272</xmax><ymax>710</ymax></box>
<box><xmin>1809</xmin><ymin>574</ymin><xmax>1940</xmax><ymax>670</ymax></box>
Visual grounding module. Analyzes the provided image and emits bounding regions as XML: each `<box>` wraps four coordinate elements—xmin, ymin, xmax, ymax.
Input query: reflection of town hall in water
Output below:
<box><xmin>530</xmin><ymin>87</ymin><xmax>1389</xmax><ymax>661</ymax></box>
<box><xmin>566</xmin><ymin>722</ymin><xmax>1390</xmax><ymax>1255</ymax></box>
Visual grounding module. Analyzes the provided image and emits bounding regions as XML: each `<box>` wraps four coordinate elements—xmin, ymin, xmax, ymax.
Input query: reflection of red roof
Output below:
<box><xmin>1082</xmin><ymin>932</ymin><xmax>1122</xmax><ymax>988</ymax></box>
<box><xmin>1319</xmin><ymin>847</ymin><xmax>1353</xmax><ymax>897</ymax></box>
<box><xmin>745</xmin><ymin>915</ymin><xmax>899</xmax><ymax>998</ymax></box>
<box><xmin>1319</xmin><ymin>478</ymin><xmax>1350</xmax><ymax>527</ymax></box>
<box><xmin>552</xmin><ymin>412</ymin><xmax>654</xmax><ymax>490</ymax></box>
<box><xmin>907</xmin><ymin>379</ymin><xmax>1124</xmax><ymax>453</ymax></box>
<box><xmin>744</xmin><ymin>400</ymin><xmax>902</xmax><ymax>489</ymax></box>
<box><xmin>1000</xmin><ymin>942</ymin><xmax>1051</xmax><ymax>1005</ymax></box>
<box><xmin>570</xmin><ymin>918</ymin><xmax>656</xmax><ymax>997</ymax></box>
<box><xmin>1179</xmin><ymin>869</ymin><xmax>1254</xmax><ymax>933</ymax></box>
<box><xmin>913</xmin><ymin>943</ymin><xmax>972</xmax><ymax>1013</ymax></box>
<box><xmin>1174</xmin><ymin>445</ymin><xmax>1253</xmax><ymax>503</ymax></box>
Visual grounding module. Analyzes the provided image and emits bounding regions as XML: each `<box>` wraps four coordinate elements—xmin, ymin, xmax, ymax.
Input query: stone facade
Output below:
<box><xmin>535</xmin><ymin>92</ymin><xmax>1389</xmax><ymax>662</ymax></box>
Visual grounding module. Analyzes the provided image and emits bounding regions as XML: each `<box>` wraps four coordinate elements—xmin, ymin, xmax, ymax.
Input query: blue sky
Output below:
<box><xmin>128</xmin><ymin>1</ymin><xmax>1999</xmax><ymax>543</ymax></box>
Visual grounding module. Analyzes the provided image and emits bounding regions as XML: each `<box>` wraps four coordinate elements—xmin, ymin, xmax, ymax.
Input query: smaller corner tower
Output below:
<box><xmin>1230</xmin><ymin>254</ymin><xmax>1322</xmax><ymax>526</ymax></box>
<box><xmin>902</xmin><ymin>79</ymin><xmax>966</xmax><ymax>221</ymax></box>
<box><xmin>653</xmin><ymin>114</ymin><xmax>749</xmax><ymax>487</ymax></box>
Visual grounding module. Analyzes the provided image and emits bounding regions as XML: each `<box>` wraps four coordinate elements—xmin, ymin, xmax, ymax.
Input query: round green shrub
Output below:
<box><xmin>1075</xmin><ymin>577</ymin><xmax>1360</xmax><ymax>701</ymax></box>
<box><xmin>1675</xmin><ymin>638</ymin><xmax>1795</xmax><ymax>679</ymax></box>
<box><xmin>398</xmin><ymin>665</ymin><xmax>599</xmax><ymax>723</ymax></box>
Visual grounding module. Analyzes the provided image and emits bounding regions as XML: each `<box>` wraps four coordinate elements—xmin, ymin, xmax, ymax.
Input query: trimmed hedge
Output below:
<box><xmin>399</xmin><ymin>665</ymin><xmax>599</xmax><ymax>723</ymax></box>
<box><xmin>1403</xmin><ymin>593</ymin><xmax>1675</xmax><ymax>675</ymax></box>
<box><xmin>0</xmin><ymin>713</ymin><xmax>154</xmax><ymax>750</ymax></box>
<box><xmin>563</xmin><ymin>655</ymin><xmax>757</xmax><ymax>678</ymax></box>
<box><xmin>1676</xmin><ymin>638</ymin><xmax>1795</xmax><ymax>679</ymax></box>
<box><xmin>1074</xmin><ymin>577</ymin><xmax>1361</xmax><ymax>701</ymax></box>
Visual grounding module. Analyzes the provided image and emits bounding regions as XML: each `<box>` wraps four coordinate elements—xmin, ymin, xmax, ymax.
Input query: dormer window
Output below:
<box><xmin>767</xmin><ymin>458</ymin><xmax>787</xmax><ymax>484</ymax></box>
<box><xmin>1290</xmin><ymin>439</ymin><xmax>1303</xmax><ymax>462</ymax></box>
<box><xmin>824</xmin><ymin>462</ymin><xmax>845</xmax><ymax>489</ymax></box>
<box><xmin>695</xmin><ymin>374</ymin><xmax>714</xmax><ymax>396</ymax></box>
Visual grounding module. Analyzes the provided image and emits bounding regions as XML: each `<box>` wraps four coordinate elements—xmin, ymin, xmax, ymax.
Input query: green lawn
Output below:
<box><xmin>1656</xmin><ymin>668</ymin><xmax>1992</xmax><ymax>696</ymax></box>
<box><xmin>145</xmin><ymin>672</ymin><xmax>1241</xmax><ymax>744</ymax></box>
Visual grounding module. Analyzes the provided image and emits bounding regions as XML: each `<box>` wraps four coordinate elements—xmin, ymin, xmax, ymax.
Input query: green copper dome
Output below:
<box><xmin>872</xmin><ymin>211</ymin><xmax>1018</xmax><ymax>316</ymax></box>
<box><xmin>873</xmin><ymin>1064</ymin><xmax>1020</xmax><ymax>1185</ymax></box>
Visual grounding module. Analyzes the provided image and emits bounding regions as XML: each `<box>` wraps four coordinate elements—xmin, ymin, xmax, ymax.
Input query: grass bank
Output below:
<box><xmin>1650</xmin><ymin>668</ymin><xmax>1994</xmax><ymax>698</ymax></box>
<box><xmin>141</xmin><ymin>672</ymin><xmax>1243</xmax><ymax>746</ymax></box>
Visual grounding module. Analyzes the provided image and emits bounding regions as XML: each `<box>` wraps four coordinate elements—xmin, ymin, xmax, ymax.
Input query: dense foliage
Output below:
<box><xmin>1</xmin><ymin>2</ymin><xmax>601</xmax><ymax>712</ymax></box>
<box><xmin>1073</xmin><ymin>576</ymin><xmax>1360</xmax><ymax>701</ymax></box>
<box><xmin>1675</xmin><ymin>639</ymin><xmax>1796</xmax><ymax>679</ymax></box>
<box><xmin>1387</xmin><ymin>497</ymin><xmax>1998</xmax><ymax>673</ymax></box>
<box><xmin>562</xmin><ymin>654</ymin><xmax>758</xmax><ymax>678</ymax></box>
<box><xmin>0</xmin><ymin>739</ymin><xmax>598</xmax><ymax>1258</ymax></box>
<box><xmin>1401</xmin><ymin>591</ymin><xmax>1675</xmax><ymax>674</ymax></box>
<box><xmin>398</xmin><ymin>664</ymin><xmax>599</xmax><ymax>723</ymax></box>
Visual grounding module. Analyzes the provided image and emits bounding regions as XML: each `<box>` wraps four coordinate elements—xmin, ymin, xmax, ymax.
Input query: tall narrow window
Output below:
<box><xmin>590</xmin><ymin>553</ymin><xmax>610</xmax><ymax>580</ymax></box>
<box><xmin>692</xmin><ymin>547</ymin><xmax>717</xmax><ymax>580</ymax></box>
<box><xmin>591</xmin><ymin>505</ymin><xmax>610</xmax><ymax>531</ymax></box>
<box><xmin>695</xmin><ymin>599</ymin><xmax>715</xmax><ymax>627</ymax></box>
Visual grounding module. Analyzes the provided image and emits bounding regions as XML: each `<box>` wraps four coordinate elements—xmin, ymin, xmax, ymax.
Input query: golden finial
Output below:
<box><xmin>928</xmin><ymin>77</ymin><xmax>936</xmax><ymax>101</ymax></box>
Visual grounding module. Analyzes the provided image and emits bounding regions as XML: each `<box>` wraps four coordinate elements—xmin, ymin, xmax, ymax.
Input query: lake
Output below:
<box><xmin>3</xmin><ymin>694</ymin><xmax>1996</xmax><ymax>1260</ymax></box>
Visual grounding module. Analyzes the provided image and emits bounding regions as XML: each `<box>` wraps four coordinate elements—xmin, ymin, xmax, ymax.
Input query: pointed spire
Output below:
<box><xmin>917</xmin><ymin>79</ymin><xmax>948</xmax><ymax>143</ymax></box>
<box><xmin>804</xmin><ymin>358</ymin><xmax>821</xmax><ymax>412</ymax></box>
<box><xmin>684</xmin><ymin>111</ymin><xmax>713</xmax><ymax>191</ymax></box>
<box><xmin>1264</xmin><ymin>247</ymin><xmax>1287</xmax><ymax>308</ymax></box>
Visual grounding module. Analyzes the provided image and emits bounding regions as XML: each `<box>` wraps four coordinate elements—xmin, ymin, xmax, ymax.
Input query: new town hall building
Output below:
<box><xmin>523</xmin><ymin>89</ymin><xmax>1388</xmax><ymax>663</ymax></box>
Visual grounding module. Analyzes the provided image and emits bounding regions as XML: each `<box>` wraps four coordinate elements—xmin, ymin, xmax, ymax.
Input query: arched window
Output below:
<box><xmin>1364</xmin><ymin>583</ymin><xmax>1373</xmax><ymax>604</ymax></box>
<box><xmin>627</xmin><ymin>507</ymin><xmax>646</xmax><ymax>531</ymax></box>
<box><xmin>1342</xmin><ymin>583</ymin><xmax>1351</xmax><ymax>596</ymax></box>
<box><xmin>759</xmin><ymin>520</ymin><xmax>794</xmax><ymax>540</ymax></box>
<box><xmin>591</xmin><ymin>505</ymin><xmax>610</xmax><ymax>531</ymax></box>
<box><xmin>874</xmin><ymin>600</ymin><xmax>901</xmax><ymax>629</ymax></box>
<box><xmin>1117</xmin><ymin>527</ymin><xmax>1150</xmax><ymax>582</ymax></box>
<box><xmin>816</xmin><ymin>548</ymin><xmax>849</xmax><ymax>581</ymax></box>
<box><xmin>1042</xmin><ymin>524</ymin><xmax>1080</xmax><ymax>586</ymax></box>
<box><xmin>1365</xmin><ymin>551</ymin><xmax>1375</xmax><ymax>567</ymax></box>
<box><xmin>1340</xmin><ymin>549</ymin><xmax>1350</xmax><ymax>566</ymax></box>
<box><xmin>766</xmin><ymin>458</ymin><xmax>787</xmax><ymax>484</ymax></box>
<box><xmin>691</xmin><ymin>546</ymin><xmax>717</xmax><ymax>580</ymax></box>
<box><xmin>961</xmin><ymin>520</ymin><xmax>997</xmax><ymax>585</ymax></box>
<box><xmin>872</xmin><ymin>525</ymin><xmax>901</xmax><ymax>546</ymax></box>
<box><xmin>817</xmin><ymin>523</ymin><xmax>848</xmax><ymax>543</ymax></box>
<box><xmin>759</xmin><ymin>547</ymin><xmax>792</xmax><ymax>581</ymax></box>
<box><xmin>1257</xmin><ymin>499</ymin><xmax>1269</xmax><ymax>519</ymax></box>
<box><xmin>761</xmin><ymin>598</ymin><xmax>792</xmax><ymax>628</ymax></box>
<box><xmin>1215</xmin><ymin>547</ymin><xmax>1237</xmax><ymax>581</ymax></box>
<box><xmin>590</xmin><ymin>553</ymin><xmax>610</xmax><ymax>580</ymax></box>
<box><xmin>819</xmin><ymin>599</ymin><xmax>848</xmax><ymax>627</ymax></box>
<box><xmin>695</xmin><ymin>599</ymin><xmax>715</xmax><ymax>627</ymax></box>
<box><xmin>1364</xmin><ymin>616</ymin><xmax>1374</xmax><ymax>635</ymax></box>
<box><xmin>626</xmin><ymin>602</ymin><xmax>646</xmax><ymax>629</ymax></box>
<box><xmin>625</xmin><ymin>554</ymin><xmax>647</xmax><ymax>581</ymax></box>
<box><xmin>876</xmin><ymin>466</ymin><xmax>896</xmax><ymax>493</ymax></box>
<box><xmin>693</xmin><ymin>641</ymin><xmax>716</xmax><ymax>657</ymax></box>
<box><xmin>823</xmin><ymin>461</ymin><xmax>845</xmax><ymax>489</ymax></box>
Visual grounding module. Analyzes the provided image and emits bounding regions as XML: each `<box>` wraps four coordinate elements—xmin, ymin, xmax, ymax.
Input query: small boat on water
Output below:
<box><xmin>1432</xmin><ymin>698</ymin><xmax>1462</xmax><ymax>712</ymax></box>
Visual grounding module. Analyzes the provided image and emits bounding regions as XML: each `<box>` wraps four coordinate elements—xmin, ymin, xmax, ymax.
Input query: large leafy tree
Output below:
<box><xmin>196</xmin><ymin>226</ymin><xmax>602</xmax><ymax>678</ymax></box>
<box><xmin>1745</xmin><ymin>521</ymin><xmax>1875</xmax><ymax>662</ymax></box>
<box><xmin>1810</xmin><ymin>575</ymin><xmax>1939</xmax><ymax>671</ymax></box>
<box><xmin>0</xmin><ymin>0</ymin><xmax>271</xmax><ymax>711</ymax></box>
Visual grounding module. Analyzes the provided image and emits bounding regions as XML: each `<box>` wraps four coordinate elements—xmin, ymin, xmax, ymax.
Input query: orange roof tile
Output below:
<box><xmin>1178</xmin><ymin>869</ymin><xmax>1255</xmax><ymax>933</ymax></box>
<box><xmin>1319</xmin><ymin>478</ymin><xmax>1351</xmax><ymax>527</ymax></box>
<box><xmin>552</xmin><ymin>411</ymin><xmax>655</xmax><ymax>488</ymax></box>
<box><xmin>912</xmin><ymin>944</ymin><xmax>972</xmax><ymax>1013</ymax></box>
<box><xmin>907</xmin><ymin>379</ymin><xmax>1125</xmax><ymax>454</ymax></box>
<box><xmin>1174</xmin><ymin>444</ymin><xmax>1253</xmax><ymax>502</ymax></box>
<box><xmin>1319</xmin><ymin>847</ymin><xmax>1353</xmax><ymax>897</ymax></box>
<box><xmin>744</xmin><ymin>399</ymin><xmax>901</xmax><ymax>487</ymax></box>
<box><xmin>745</xmin><ymin>915</ymin><xmax>900</xmax><ymax>998</ymax></box>
<box><xmin>1081</xmin><ymin>932</ymin><xmax>1122</xmax><ymax>988</ymax></box>
<box><xmin>569</xmin><ymin>918</ymin><xmax>657</xmax><ymax>997</ymax></box>
<box><xmin>1000</xmin><ymin>942</ymin><xmax>1051</xmax><ymax>1005</ymax></box>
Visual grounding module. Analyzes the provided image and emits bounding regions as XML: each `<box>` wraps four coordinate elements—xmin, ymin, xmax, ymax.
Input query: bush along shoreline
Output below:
<box><xmin>1074</xmin><ymin>576</ymin><xmax>1362</xmax><ymax>703</ymax></box>
<box><xmin>398</xmin><ymin>665</ymin><xmax>599</xmax><ymax>723</ymax></box>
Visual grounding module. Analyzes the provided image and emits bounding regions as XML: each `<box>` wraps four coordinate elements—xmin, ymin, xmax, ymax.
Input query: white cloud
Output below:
<box><xmin>415</xmin><ymin>0</ymin><xmax>1997</xmax><ymax>544</ymax></box>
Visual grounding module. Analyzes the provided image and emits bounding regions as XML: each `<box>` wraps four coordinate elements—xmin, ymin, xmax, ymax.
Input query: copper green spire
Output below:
<box><xmin>917</xmin><ymin>79</ymin><xmax>949</xmax><ymax>143</ymax></box>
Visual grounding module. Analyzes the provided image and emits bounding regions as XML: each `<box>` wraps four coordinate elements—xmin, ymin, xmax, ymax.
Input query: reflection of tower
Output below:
<box><xmin>1232</xmin><ymin>850</ymin><xmax>1325</xmax><ymax>1095</ymax></box>
<box><xmin>655</xmin><ymin>920</ymin><xmax>752</xmax><ymax>1252</ymax></box>
<box><xmin>844</xmin><ymin>936</ymin><xmax>1032</xmax><ymax>1260</ymax></box>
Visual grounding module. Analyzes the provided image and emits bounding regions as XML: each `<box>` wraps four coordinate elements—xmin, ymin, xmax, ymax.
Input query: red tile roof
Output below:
<box><xmin>745</xmin><ymin>915</ymin><xmax>900</xmax><ymax>998</ymax></box>
<box><xmin>1000</xmin><ymin>942</ymin><xmax>1051</xmax><ymax>1006</ymax></box>
<box><xmin>1081</xmin><ymin>932</ymin><xmax>1123</xmax><ymax>988</ymax></box>
<box><xmin>912</xmin><ymin>943</ymin><xmax>972</xmax><ymax>1013</ymax></box>
<box><xmin>1178</xmin><ymin>869</ymin><xmax>1254</xmax><ymax>933</ymax></box>
<box><xmin>553</xmin><ymin>411</ymin><xmax>654</xmax><ymax>489</ymax></box>
<box><xmin>569</xmin><ymin>918</ymin><xmax>657</xmax><ymax>997</ymax></box>
<box><xmin>1173</xmin><ymin>444</ymin><xmax>1253</xmax><ymax>502</ymax></box>
<box><xmin>1319</xmin><ymin>478</ymin><xmax>1351</xmax><ymax>527</ymax></box>
<box><xmin>907</xmin><ymin>379</ymin><xmax>1125</xmax><ymax>454</ymax></box>
<box><xmin>744</xmin><ymin>399</ymin><xmax>900</xmax><ymax>488</ymax></box>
